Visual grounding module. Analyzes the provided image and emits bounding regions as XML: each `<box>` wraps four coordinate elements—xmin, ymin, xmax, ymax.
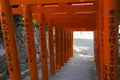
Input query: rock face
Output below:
<box><xmin>15</xmin><ymin>25</ymin><xmax>41</xmax><ymax>72</ymax></box>
<box><xmin>0</xmin><ymin>25</ymin><xmax>41</xmax><ymax>79</ymax></box>
<box><xmin>0</xmin><ymin>28</ymin><xmax>8</xmax><ymax>79</ymax></box>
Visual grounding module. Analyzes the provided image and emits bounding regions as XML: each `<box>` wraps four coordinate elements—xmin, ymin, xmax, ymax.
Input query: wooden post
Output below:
<box><xmin>94</xmin><ymin>31</ymin><xmax>99</xmax><ymax>72</ymax></box>
<box><xmin>66</xmin><ymin>31</ymin><xmax>68</xmax><ymax>62</ymax></box>
<box><xmin>23</xmin><ymin>5</ymin><xmax>38</xmax><ymax>80</ymax></box>
<box><xmin>60</xmin><ymin>30</ymin><xmax>64</xmax><ymax>66</ymax></box>
<box><xmin>64</xmin><ymin>31</ymin><xmax>67</xmax><ymax>63</ymax></box>
<box><xmin>59</xmin><ymin>30</ymin><xmax>62</xmax><ymax>67</ymax></box>
<box><xmin>68</xmin><ymin>31</ymin><xmax>71</xmax><ymax>60</ymax></box>
<box><xmin>71</xmin><ymin>31</ymin><xmax>73</xmax><ymax>58</ymax></box>
<box><xmin>38</xmin><ymin>13</ymin><xmax>48</xmax><ymax>80</ymax></box>
<box><xmin>94</xmin><ymin>31</ymin><xmax>97</xmax><ymax>68</ymax></box>
<box><xmin>67</xmin><ymin>31</ymin><xmax>71</xmax><ymax>60</ymax></box>
<box><xmin>67</xmin><ymin>31</ymin><xmax>69</xmax><ymax>61</ymax></box>
<box><xmin>0</xmin><ymin>0</ymin><xmax>21</xmax><ymax>80</ymax></box>
<box><xmin>96</xmin><ymin>1</ymin><xmax>104</xmax><ymax>79</ymax></box>
<box><xmin>70</xmin><ymin>31</ymin><xmax>73</xmax><ymax>58</ymax></box>
<box><xmin>103</xmin><ymin>0</ymin><xmax>118</xmax><ymax>80</ymax></box>
<box><xmin>66</xmin><ymin>31</ymin><xmax>69</xmax><ymax>61</ymax></box>
<box><xmin>55</xmin><ymin>28</ymin><xmax>61</xmax><ymax>69</ymax></box>
<box><xmin>69</xmin><ymin>31</ymin><xmax>72</xmax><ymax>58</ymax></box>
<box><xmin>48</xmin><ymin>23</ymin><xmax>55</xmax><ymax>74</ymax></box>
<box><xmin>62</xmin><ymin>30</ymin><xmax>65</xmax><ymax>64</ymax></box>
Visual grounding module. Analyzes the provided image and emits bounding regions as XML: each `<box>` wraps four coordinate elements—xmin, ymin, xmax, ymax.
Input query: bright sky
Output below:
<box><xmin>73</xmin><ymin>31</ymin><xmax>94</xmax><ymax>39</ymax></box>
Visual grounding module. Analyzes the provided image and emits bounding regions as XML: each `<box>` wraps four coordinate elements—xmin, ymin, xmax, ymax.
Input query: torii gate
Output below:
<box><xmin>0</xmin><ymin>0</ymin><xmax>119</xmax><ymax>80</ymax></box>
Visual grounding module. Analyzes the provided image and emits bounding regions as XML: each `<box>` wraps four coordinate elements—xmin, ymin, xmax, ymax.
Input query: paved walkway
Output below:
<box><xmin>23</xmin><ymin>39</ymin><xmax>98</xmax><ymax>80</ymax></box>
<box><xmin>49</xmin><ymin>53</ymin><xmax>98</xmax><ymax>80</ymax></box>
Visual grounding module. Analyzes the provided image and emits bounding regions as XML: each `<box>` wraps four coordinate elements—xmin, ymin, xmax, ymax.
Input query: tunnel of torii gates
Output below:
<box><xmin>0</xmin><ymin>0</ymin><xmax>120</xmax><ymax>80</ymax></box>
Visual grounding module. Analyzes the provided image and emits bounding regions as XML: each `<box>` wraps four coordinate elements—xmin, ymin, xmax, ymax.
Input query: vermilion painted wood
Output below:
<box><xmin>94</xmin><ymin>31</ymin><xmax>97</xmax><ymax>71</ymax></box>
<box><xmin>69</xmin><ymin>31</ymin><xmax>71</xmax><ymax>59</ymax></box>
<box><xmin>23</xmin><ymin>5</ymin><xmax>38</xmax><ymax>80</ymax></box>
<box><xmin>63</xmin><ymin>31</ymin><xmax>67</xmax><ymax>63</ymax></box>
<box><xmin>38</xmin><ymin>13</ymin><xmax>48</xmax><ymax>80</ymax></box>
<box><xmin>62</xmin><ymin>30</ymin><xmax>66</xmax><ymax>64</ymax></box>
<box><xmin>10</xmin><ymin>0</ymin><xmax>98</xmax><ymax>5</ymax></box>
<box><xmin>103</xmin><ymin>0</ymin><xmax>118</xmax><ymax>80</ymax></box>
<box><xmin>11</xmin><ymin>3</ymin><xmax>97</xmax><ymax>31</ymax></box>
<box><xmin>0</xmin><ymin>0</ymin><xmax>21</xmax><ymax>80</ymax></box>
<box><xmin>48</xmin><ymin>24</ymin><xmax>55</xmax><ymax>74</ymax></box>
<box><xmin>71</xmin><ymin>31</ymin><xmax>73</xmax><ymax>58</ymax></box>
<box><xmin>55</xmin><ymin>28</ymin><xmax>61</xmax><ymax>69</ymax></box>
<box><xmin>68</xmin><ymin>31</ymin><xmax>71</xmax><ymax>60</ymax></box>
<box><xmin>70</xmin><ymin>31</ymin><xmax>73</xmax><ymax>58</ymax></box>
<box><xmin>67</xmin><ymin>31</ymin><xmax>70</xmax><ymax>61</ymax></box>
<box><xmin>60</xmin><ymin>30</ymin><xmax>64</xmax><ymax>66</ymax></box>
<box><xmin>96</xmin><ymin>1</ymin><xmax>104</xmax><ymax>80</ymax></box>
<box><xmin>58</xmin><ymin>29</ymin><xmax>62</xmax><ymax>68</ymax></box>
<box><xmin>0</xmin><ymin>0</ymin><xmax>119</xmax><ymax>80</ymax></box>
<box><xmin>12</xmin><ymin>4</ymin><xmax>97</xmax><ymax>14</ymax></box>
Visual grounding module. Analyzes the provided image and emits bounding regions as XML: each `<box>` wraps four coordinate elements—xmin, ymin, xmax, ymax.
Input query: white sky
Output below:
<box><xmin>73</xmin><ymin>31</ymin><xmax>94</xmax><ymax>39</ymax></box>
<box><xmin>74</xmin><ymin>25</ymin><xmax>120</xmax><ymax>39</ymax></box>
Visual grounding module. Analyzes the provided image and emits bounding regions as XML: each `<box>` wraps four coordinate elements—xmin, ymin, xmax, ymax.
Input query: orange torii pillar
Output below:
<box><xmin>70</xmin><ymin>31</ymin><xmax>73</xmax><ymax>58</ymax></box>
<box><xmin>60</xmin><ymin>30</ymin><xmax>64</xmax><ymax>66</ymax></box>
<box><xmin>64</xmin><ymin>31</ymin><xmax>67</xmax><ymax>63</ymax></box>
<box><xmin>55</xmin><ymin>28</ymin><xmax>61</xmax><ymax>69</ymax></box>
<box><xmin>59</xmin><ymin>30</ymin><xmax>62</xmax><ymax>67</ymax></box>
<box><xmin>97</xmin><ymin>32</ymin><xmax>101</xmax><ymax>74</ymax></box>
<box><xmin>23</xmin><ymin>5</ymin><xmax>38</xmax><ymax>80</ymax></box>
<box><xmin>0</xmin><ymin>0</ymin><xmax>21</xmax><ymax>80</ymax></box>
<box><xmin>67</xmin><ymin>31</ymin><xmax>70</xmax><ymax>60</ymax></box>
<box><xmin>66</xmin><ymin>31</ymin><xmax>70</xmax><ymax>61</ymax></box>
<box><xmin>66</xmin><ymin>31</ymin><xmax>68</xmax><ymax>62</ymax></box>
<box><xmin>69</xmin><ymin>31</ymin><xmax>72</xmax><ymax>58</ymax></box>
<box><xmin>62</xmin><ymin>30</ymin><xmax>65</xmax><ymax>63</ymax></box>
<box><xmin>96</xmin><ymin>1</ymin><xmax>104</xmax><ymax>79</ymax></box>
<box><xmin>63</xmin><ymin>30</ymin><xmax>66</xmax><ymax>63</ymax></box>
<box><xmin>102</xmin><ymin>0</ymin><xmax>118</xmax><ymax>80</ymax></box>
<box><xmin>96</xmin><ymin>30</ymin><xmax>100</xmax><ymax>73</ymax></box>
<box><xmin>94</xmin><ymin>31</ymin><xmax>100</xmax><ymax>72</ymax></box>
<box><xmin>68</xmin><ymin>31</ymin><xmax>71</xmax><ymax>60</ymax></box>
<box><xmin>66</xmin><ymin>31</ymin><xmax>69</xmax><ymax>61</ymax></box>
<box><xmin>48</xmin><ymin>24</ymin><xmax>55</xmax><ymax>74</ymax></box>
<box><xmin>38</xmin><ymin>13</ymin><xmax>48</xmax><ymax>80</ymax></box>
<box><xmin>94</xmin><ymin>31</ymin><xmax>97</xmax><ymax>70</ymax></box>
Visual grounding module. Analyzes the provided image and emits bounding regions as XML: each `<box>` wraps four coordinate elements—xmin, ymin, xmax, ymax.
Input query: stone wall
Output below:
<box><xmin>15</xmin><ymin>25</ymin><xmax>40</xmax><ymax>72</ymax></box>
<box><xmin>0</xmin><ymin>25</ymin><xmax>41</xmax><ymax>79</ymax></box>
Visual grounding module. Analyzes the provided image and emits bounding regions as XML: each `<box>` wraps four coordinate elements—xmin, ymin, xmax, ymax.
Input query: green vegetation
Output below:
<box><xmin>14</xmin><ymin>14</ymin><xmax>24</xmax><ymax>27</ymax></box>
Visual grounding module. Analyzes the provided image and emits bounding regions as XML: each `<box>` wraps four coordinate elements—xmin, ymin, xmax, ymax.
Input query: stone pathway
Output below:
<box><xmin>49</xmin><ymin>53</ymin><xmax>98</xmax><ymax>80</ymax></box>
